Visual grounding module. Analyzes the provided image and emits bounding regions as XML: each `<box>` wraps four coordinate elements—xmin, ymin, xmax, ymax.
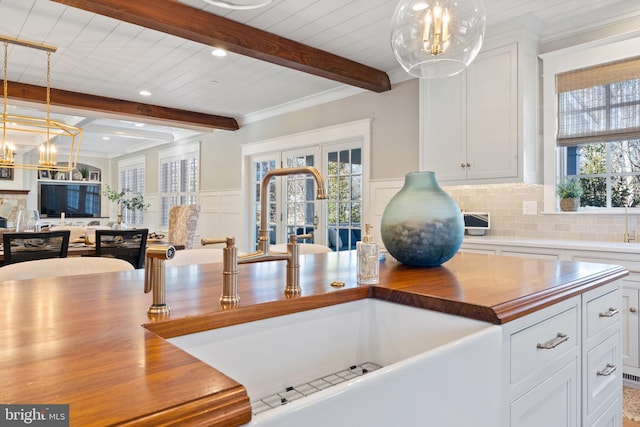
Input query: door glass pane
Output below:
<box><xmin>253</xmin><ymin>159</ymin><xmax>277</xmax><ymax>248</ymax></box>
<box><xmin>326</xmin><ymin>148</ymin><xmax>362</xmax><ymax>251</ymax></box>
<box><xmin>284</xmin><ymin>154</ymin><xmax>315</xmax><ymax>243</ymax></box>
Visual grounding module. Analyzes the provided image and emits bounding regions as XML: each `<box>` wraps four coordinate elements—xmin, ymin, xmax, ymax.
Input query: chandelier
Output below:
<box><xmin>1</xmin><ymin>35</ymin><xmax>82</xmax><ymax>172</ymax></box>
<box><xmin>390</xmin><ymin>0</ymin><xmax>486</xmax><ymax>79</ymax></box>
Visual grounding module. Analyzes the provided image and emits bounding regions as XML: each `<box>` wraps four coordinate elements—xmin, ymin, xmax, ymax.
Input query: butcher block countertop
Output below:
<box><xmin>0</xmin><ymin>251</ymin><xmax>628</xmax><ymax>426</ymax></box>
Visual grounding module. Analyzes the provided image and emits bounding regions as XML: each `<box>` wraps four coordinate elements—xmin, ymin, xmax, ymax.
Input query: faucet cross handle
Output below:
<box><xmin>293</xmin><ymin>233</ymin><xmax>313</xmax><ymax>243</ymax></box>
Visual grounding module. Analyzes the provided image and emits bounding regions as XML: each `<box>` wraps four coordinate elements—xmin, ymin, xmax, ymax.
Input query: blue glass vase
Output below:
<box><xmin>380</xmin><ymin>171</ymin><xmax>464</xmax><ymax>267</ymax></box>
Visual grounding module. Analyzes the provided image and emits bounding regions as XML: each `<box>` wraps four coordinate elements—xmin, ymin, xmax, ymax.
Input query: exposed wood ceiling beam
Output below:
<box><xmin>52</xmin><ymin>0</ymin><xmax>392</xmax><ymax>93</ymax></box>
<box><xmin>5</xmin><ymin>81</ymin><xmax>239</xmax><ymax>131</ymax></box>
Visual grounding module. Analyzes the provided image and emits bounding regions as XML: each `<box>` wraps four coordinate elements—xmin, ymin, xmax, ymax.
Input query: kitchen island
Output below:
<box><xmin>0</xmin><ymin>251</ymin><xmax>628</xmax><ymax>426</ymax></box>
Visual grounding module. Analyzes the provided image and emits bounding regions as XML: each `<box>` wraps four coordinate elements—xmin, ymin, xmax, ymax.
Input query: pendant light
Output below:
<box><xmin>390</xmin><ymin>0</ymin><xmax>486</xmax><ymax>79</ymax></box>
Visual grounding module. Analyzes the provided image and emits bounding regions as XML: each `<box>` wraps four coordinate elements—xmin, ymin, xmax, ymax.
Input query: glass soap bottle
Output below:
<box><xmin>357</xmin><ymin>224</ymin><xmax>379</xmax><ymax>284</ymax></box>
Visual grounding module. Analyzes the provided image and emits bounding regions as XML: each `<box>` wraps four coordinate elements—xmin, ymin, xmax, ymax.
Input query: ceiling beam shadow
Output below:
<box><xmin>52</xmin><ymin>0</ymin><xmax>392</xmax><ymax>93</ymax></box>
<box><xmin>5</xmin><ymin>81</ymin><xmax>239</xmax><ymax>131</ymax></box>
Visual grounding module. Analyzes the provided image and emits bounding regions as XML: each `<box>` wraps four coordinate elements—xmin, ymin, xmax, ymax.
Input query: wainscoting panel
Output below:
<box><xmin>369</xmin><ymin>179</ymin><xmax>403</xmax><ymax>247</ymax></box>
<box><xmin>199</xmin><ymin>190</ymin><xmax>242</xmax><ymax>247</ymax></box>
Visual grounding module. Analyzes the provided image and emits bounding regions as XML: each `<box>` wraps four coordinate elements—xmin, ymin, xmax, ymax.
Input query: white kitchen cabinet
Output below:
<box><xmin>582</xmin><ymin>284</ymin><xmax>622</xmax><ymax>426</ymax></box>
<box><xmin>421</xmin><ymin>36</ymin><xmax>538</xmax><ymax>184</ymax></box>
<box><xmin>501</xmin><ymin>278</ymin><xmax>621</xmax><ymax>427</ymax></box>
<box><xmin>572</xmin><ymin>254</ymin><xmax>640</xmax><ymax>389</ymax></box>
<box><xmin>509</xmin><ymin>360</ymin><xmax>578</xmax><ymax>427</ymax></box>
<box><xmin>621</xmin><ymin>277</ymin><xmax>640</xmax><ymax>372</ymax></box>
<box><xmin>422</xmin><ymin>43</ymin><xmax>517</xmax><ymax>182</ymax></box>
<box><xmin>460</xmin><ymin>240</ymin><xmax>563</xmax><ymax>260</ymax></box>
<box><xmin>503</xmin><ymin>296</ymin><xmax>581</xmax><ymax>426</ymax></box>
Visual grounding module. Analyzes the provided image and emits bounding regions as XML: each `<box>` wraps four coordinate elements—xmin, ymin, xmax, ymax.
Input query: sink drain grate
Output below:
<box><xmin>251</xmin><ymin>362</ymin><xmax>382</xmax><ymax>415</ymax></box>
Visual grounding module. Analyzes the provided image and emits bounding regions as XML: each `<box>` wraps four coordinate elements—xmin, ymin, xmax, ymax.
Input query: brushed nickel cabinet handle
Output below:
<box><xmin>599</xmin><ymin>307</ymin><xmax>619</xmax><ymax>317</ymax></box>
<box><xmin>631</xmin><ymin>307</ymin><xmax>637</xmax><ymax>313</ymax></box>
<box><xmin>466</xmin><ymin>162</ymin><xmax>471</xmax><ymax>167</ymax></box>
<box><xmin>596</xmin><ymin>363</ymin><xmax>616</xmax><ymax>376</ymax></box>
<box><xmin>537</xmin><ymin>332</ymin><xmax>569</xmax><ymax>350</ymax></box>
<box><xmin>460</xmin><ymin>163</ymin><xmax>466</xmax><ymax>168</ymax></box>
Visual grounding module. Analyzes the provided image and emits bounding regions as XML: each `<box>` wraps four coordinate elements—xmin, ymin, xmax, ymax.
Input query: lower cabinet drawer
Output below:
<box><xmin>590</xmin><ymin>397</ymin><xmax>621</xmax><ymax>427</ymax></box>
<box><xmin>510</xmin><ymin>304</ymin><xmax>579</xmax><ymax>385</ymax></box>
<box><xmin>586</xmin><ymin>288</ymin><xmax>622</xmax><ymax>341</ymax></box>
<box><xmin>586</xmin><ymin>332</ymin><xmax>621</xmax><ymax>419</ymax></box>
<box><xmin>509</xmin><ymin>359</ymin><xmax>578</xmax><ymax>427</ymax></box>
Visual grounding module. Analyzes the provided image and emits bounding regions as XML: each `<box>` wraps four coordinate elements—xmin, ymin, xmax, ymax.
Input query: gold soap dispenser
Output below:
<box><xmin>357</xmin><ymin>224</ymin><xmax>379</xmax><ymax>284</ymax></box>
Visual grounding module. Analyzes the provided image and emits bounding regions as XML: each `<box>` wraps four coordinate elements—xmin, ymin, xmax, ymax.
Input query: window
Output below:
<box><xmin>118</xmin><ymin>156</ymin><xmax>145</xmax><ymax>225</ymax></box>
<box><xmin>159</xmin><ymin>143</ymin><xmax>199</xmax><ymax>227</ymax></box>
<box><xmin>558</xmin><ymin>57</ymin><xmax>640</xmax><ymax>207</ymax></box>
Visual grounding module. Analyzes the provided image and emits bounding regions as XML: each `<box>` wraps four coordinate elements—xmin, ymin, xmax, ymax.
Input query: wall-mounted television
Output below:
<box><xmin>39</xmin><ymin>182</ymin><xmax>101</xmax><ymax>218</ymax></box>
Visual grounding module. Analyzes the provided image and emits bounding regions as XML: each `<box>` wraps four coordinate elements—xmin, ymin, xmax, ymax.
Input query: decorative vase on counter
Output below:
<box><xmin>380</xmin><ymin>171</ymin><xmax>464</xmax><ymax>267</ymax></box>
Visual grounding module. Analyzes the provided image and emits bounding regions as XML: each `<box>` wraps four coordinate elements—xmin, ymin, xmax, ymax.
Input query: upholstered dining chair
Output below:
<box><xmin>2</xmin><ymin>230</ymin><xmax>71</xmax><ymax>265</ymax></box>
<box><xmin>0</xmin><ymin>257</ymin><xmax>134</xmax><ymax>281</ymax></box>
<box><xmin>168</xmin><ymin>205</ymin><xmax>200</xmax><ymax>249</ymax></box>
<box><xmin>95</xmin><ymin>229</ymin><xmax>148</xmax><ymax>269</ymax></box>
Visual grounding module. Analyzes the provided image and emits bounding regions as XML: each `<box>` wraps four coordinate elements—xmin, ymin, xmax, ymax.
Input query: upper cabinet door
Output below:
<box><xmin>421</xmin><ymin>42</ymin><xmax>530</xmax><ymax>185</ymax></box>
<box><xmin>466</xmin><ymin>43</ymin><xmax>518</xmax><ymax>180</ymax></box>
<box><xmin>422</xmin><ymin>70</ymin><xmax>467</xmax><ymax>182</ymax></box>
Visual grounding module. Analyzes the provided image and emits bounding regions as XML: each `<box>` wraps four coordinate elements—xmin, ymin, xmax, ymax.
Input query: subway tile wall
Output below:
<box><xmin>444</xmin><ymin>183</ymin><xmax>634</xmax><ymax>243</ymax></box>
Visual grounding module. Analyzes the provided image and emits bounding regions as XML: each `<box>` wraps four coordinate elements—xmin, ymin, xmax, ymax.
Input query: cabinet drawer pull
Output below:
<box><xmin>631</xmin><ymin>307</ymin><xmax>638</xmax><ymax>313</ymax></box>
<box><xmin>598</xmin><ymin>307</ymin><xmax>619</xmax><ymax>318</ymax></box>
<box><xmin>596</xmin><ymin>363</ymin><xmax>616</xmax><ymax>377</ymax></box>
<box><xmin>536</xmin><ymin>332</ymin><xmax>569</xmax><ymax>350</ymax></box>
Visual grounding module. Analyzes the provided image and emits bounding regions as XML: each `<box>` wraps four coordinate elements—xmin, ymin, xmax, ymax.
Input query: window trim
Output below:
<box><xmin>541</xmin><ymin>34</ymin><xmax>640</xmax><ymax>213</ymax></box>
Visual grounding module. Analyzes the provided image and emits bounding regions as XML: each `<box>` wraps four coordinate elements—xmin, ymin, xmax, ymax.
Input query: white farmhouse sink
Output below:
<box><xmin>169</xmin><ymin>298</ymin><xmax>502</xmax><ymax>427</ymax></box>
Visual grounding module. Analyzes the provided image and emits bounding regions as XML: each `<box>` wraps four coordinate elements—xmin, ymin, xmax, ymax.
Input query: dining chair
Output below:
<box><xmin>168</xmin><ymin>205</ymin><xmax>200</xmax><ymax>249</ymax></box>
<box><xmin>95</xmin><ymin>229</ymin><xmax>148</xmax><ymax>269</ymax></box>
<box><xmin>0</xmin><ymin>257</ymin><xmax>134</xmax><ymax>281</ymax></box>
<box><xmin>2</xmin><ymin>230</ymin><xmax>71</xmax><ymax>265</ymax></box>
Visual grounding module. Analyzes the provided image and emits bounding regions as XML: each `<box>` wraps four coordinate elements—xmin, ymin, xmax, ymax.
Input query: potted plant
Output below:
<box><xmin>79</xmin><ymin>166</ymin><xmax>89</xmax><ymax>181</ymax></box>
<box><xmin>557</xmin><ymin>179</ymin><xmax>583</xmax><ymax>212</ymax></box>
<box><xmin>103</xmin><ymin>185</ymin><xmax>149</xmax><ymax>228</ymax></box>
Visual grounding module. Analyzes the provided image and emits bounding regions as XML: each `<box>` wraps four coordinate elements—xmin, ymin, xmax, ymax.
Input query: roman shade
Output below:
<box><xmin>556</xmin><ymin>56</ymin><xmax>640</xmax><ymax>146</ymax></box>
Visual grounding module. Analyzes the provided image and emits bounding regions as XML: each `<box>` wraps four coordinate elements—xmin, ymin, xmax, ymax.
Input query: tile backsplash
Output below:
<box><xmin>445</xmin><ymin>183</ymin><xmax>633</xmax><ymax>243</ymax></box>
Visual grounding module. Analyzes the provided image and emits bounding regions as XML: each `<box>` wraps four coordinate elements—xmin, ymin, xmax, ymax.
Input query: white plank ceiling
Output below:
<box><xmin>0</xmin><ymin>0</ymin><xmax>638</xmax><ymax>157</ymax></box>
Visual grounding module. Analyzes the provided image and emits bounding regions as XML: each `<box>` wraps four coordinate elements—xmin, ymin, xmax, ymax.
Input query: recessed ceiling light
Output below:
<box><xmin>134</xmin><ymin>122</ymin><xmax>145</xmax><ymax>127</ymax></box>
<box><xmin>139</xmin><ymin>90</ymin><xmax>152</xmax><ymax>96</ymax></box>
<box><xmin>211</xmin><ymin>48</ymin><xmax>227</xmax><ymax>57</ymax></box>
<box><xmin>102</xmin><ymin>136</ymin><xmax>110</xmax><ymax>141</ymax></box>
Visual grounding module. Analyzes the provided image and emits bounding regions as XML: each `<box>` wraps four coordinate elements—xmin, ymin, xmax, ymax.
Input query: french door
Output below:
<box><xmin>250</xmin><ymin>141</ymin><xmax>362</xmax><ymax>251</ymax></box>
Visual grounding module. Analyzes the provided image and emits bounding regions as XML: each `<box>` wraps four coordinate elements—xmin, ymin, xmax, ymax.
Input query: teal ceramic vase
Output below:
<box><xmin>380</xmin><ymin>171</ymin><xmax>464</xmax><ymax>267</ymax></box>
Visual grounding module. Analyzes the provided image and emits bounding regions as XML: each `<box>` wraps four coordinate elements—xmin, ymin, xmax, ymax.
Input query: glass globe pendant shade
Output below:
<box><xmin>390</xmin><ymin>0</ymin><xmax>486</xmax><ymax>79</ymax></box>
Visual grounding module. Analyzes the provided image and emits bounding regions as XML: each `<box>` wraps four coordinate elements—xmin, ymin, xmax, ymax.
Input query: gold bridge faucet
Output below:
<box><xmin>202</xmin><ymin>166</ymin><xmax>327</xmax><ymax>306</ymax></box>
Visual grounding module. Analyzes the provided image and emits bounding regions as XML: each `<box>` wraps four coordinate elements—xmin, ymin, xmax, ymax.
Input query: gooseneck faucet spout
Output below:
<box><xmin>256</xmin><ymin>166</ymin><xmax>327</xmax><ymax>256</ymax></box>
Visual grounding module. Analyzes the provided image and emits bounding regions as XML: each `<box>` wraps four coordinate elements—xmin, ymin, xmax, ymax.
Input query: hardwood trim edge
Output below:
<box><xmin>117</xmin><ymin>385</ymin><xmax>251</xmax><ymax>427</ymax></box>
